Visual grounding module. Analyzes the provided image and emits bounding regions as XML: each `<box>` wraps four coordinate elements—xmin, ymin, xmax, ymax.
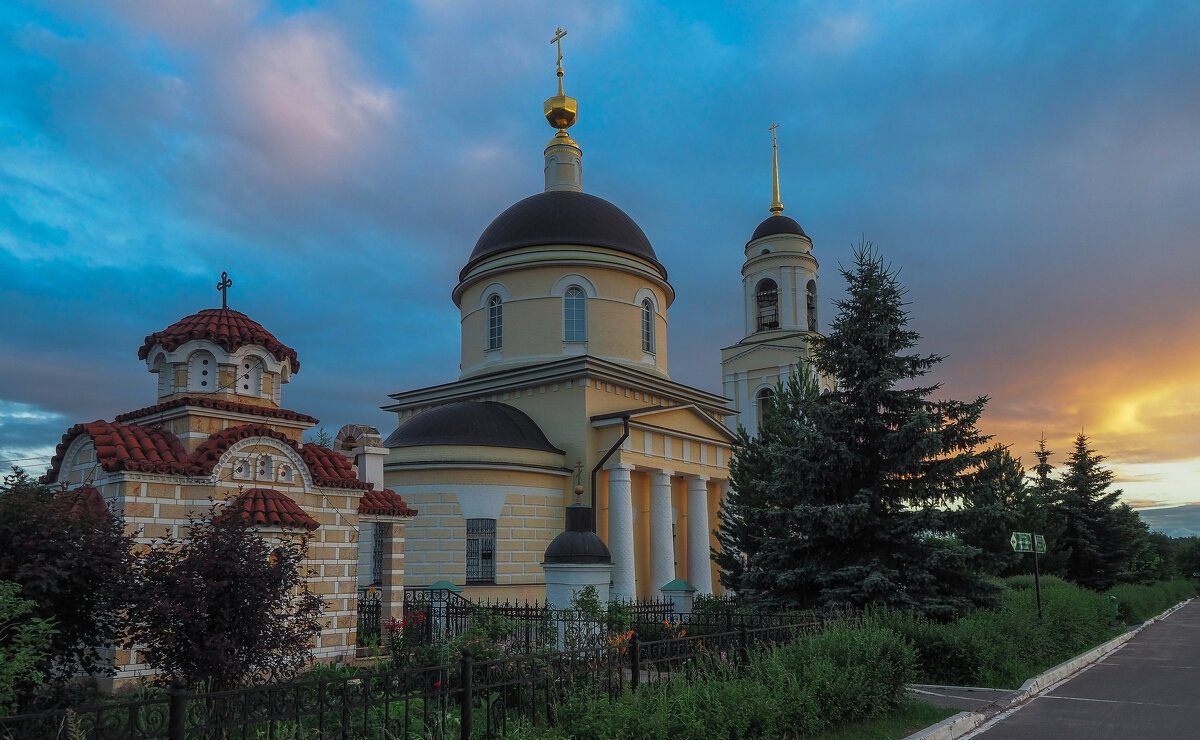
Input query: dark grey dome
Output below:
<box><xmin>749</xmin><ymin>214</ymin><xmax>807</xmax><ymax>242</ymax></box>
<box><xmin>383</xmin><ymin>401</ymin><xmax>564</xmax><ymax>454</ymax></box>
<box><xmin>544</xmin><ymin>504</ymin><xmax>611</xmax><ymax>564</ymax></box>
<box><xmin>461</xmin><ymin>191</ymin><xmax>664</xmax><ymax>281</ymax></box>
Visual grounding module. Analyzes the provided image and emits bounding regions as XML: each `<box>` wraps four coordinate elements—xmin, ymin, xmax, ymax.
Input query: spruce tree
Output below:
<box><xmin>955</xmin><ymin>446</ymin><xmax>1030</xmax><ymax>576</ymax></box>
<box><xmin>1050</xmin><ymin>432</ymin><xmax>1146</xmax><ymax>590</ymax></box>
<box><xmin>717</xmin><ymin>243</ymin><xmax>998</xmax><ymax>619</ymax></box>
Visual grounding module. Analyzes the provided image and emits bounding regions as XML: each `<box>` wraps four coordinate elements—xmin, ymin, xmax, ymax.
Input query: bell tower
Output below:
<box><xmin>720</xmin><ymin>126</ymin><xmax>820</xmax><ymax>435</ymax></box>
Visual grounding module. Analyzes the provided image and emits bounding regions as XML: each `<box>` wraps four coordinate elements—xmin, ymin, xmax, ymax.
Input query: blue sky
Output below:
<box><xmin>2</xmin><ymin>1</ymin><xmax>1198</xmax><ymax>518</ymax></box>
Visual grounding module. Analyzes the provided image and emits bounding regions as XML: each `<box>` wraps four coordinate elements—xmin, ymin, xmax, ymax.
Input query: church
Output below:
<box><xmin>37</xmin><ymin>30</ymin><xmax>823</xmax><ymax>681</ymax></box>
<box><xmin>378</xmin><ymin>34</ymin><xmax>822</xmax><ymax>603</ymax></box>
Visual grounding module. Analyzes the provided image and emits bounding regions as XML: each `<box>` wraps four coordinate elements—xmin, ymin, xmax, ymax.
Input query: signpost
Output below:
<box><xmin>1011</xmin><ymin>531</ymin><xmax>1048</xmax><ymax>621</ymax></box>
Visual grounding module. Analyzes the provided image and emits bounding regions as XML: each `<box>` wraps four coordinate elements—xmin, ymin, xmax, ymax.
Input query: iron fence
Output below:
<box><xmin>0</xmin><ymin>622</ymin><xmax>819</xmax><ymax>740</ymax></box>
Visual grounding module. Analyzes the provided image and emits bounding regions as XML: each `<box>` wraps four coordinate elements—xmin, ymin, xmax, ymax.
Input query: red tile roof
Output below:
<box><xmin>218</xmin><ymin>488</ymin><xmax>319</xmax><ymax>531</ymax></box>
<box><xmin>51</xmin><ymin>485</ymin><xmax>112</xmax><ymax>523</ymax></box>
<box><xmin>44</xmin><ymin>420</ymin><xmax>368</xmax><ymax>491</ymax></box>
<box><xmin>44</xmin><ymin>421</ymin><xmax>194</xmax><ymax>482</ymax></box>
<box><xmin>359</xmin><ymin>489</ymin><xmax>418</xmax><ymax>518</ymax></box>
<box><xmin>115</xmin><ymin>397</ymin><xmax>319</xmax><ymax>425</ymax></box>
<box><xmin>301</xmin><ymin>445</ymin><xmax>372</xmax><ymax>490</ymax></box>
<box><xmin>138</xmin><ymin>308</ymin><xmax>300</xmax><ymax>372</ymax></box>
<box><xmin>188</xmin><ymin>423</ymin><xmax>305</xmax><ymax>475</ymax></box>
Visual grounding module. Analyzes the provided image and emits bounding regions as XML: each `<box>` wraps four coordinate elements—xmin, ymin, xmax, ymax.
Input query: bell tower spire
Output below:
<box><xmin>543</xmin><ymin>27</ymin><xmax>583</xmax><ymax>193</ymax></box>
<box><xmin>769</xmin><ymin>123</ymin><xmax>784</xmax><ymax>215</ymax></box>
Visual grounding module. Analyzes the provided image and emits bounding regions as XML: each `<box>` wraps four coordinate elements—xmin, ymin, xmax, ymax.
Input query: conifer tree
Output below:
<box><xmin>955</xmin><ymin>446</ymin><xmax>1030</xmax><ymax>575</ymax></box>
<box><xmin>717</xmin><ymin>243</ymin><xmax>998</xmax><ymax>619</ymax></box>
<box><xmin>1050</xmin><ymin>432</ymin><xmax>1152</xmax><ymax>589</ymax></box>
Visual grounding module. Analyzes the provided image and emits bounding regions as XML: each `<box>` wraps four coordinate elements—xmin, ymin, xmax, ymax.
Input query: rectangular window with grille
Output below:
<box><xmin>371</xmin><ymin>522</ymin><xmax>391</xmax><ymax>586</ymax></box>
<box><xmin>466</xmin><ymin>518</ymin><xmax>497</xmax><ymax>584</ymax></box>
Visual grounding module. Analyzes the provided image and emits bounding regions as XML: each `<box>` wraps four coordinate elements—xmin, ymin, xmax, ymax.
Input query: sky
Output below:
<box><xmin>1</xmin><ymin>1</ymin><xmax>1198</xmax><ymax>528</ymax></box>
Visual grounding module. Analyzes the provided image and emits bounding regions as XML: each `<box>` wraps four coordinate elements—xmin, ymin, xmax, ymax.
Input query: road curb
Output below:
<box><xmin>902</xmin><ymin>598</ymin><xmax>1192</xmax><ymax>740</ymax></box>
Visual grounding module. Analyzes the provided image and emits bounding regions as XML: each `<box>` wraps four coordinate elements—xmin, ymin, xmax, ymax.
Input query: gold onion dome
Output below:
<box><xmin>544</xmin><ymin>27</ymin><xmax>578</xmax><ymax>133</ymax></box>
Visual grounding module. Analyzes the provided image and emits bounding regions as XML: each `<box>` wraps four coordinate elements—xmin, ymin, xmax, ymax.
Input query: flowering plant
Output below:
<box><xmin>384</xmin><ymin>609</ymin><xmax>427</xmax><ymax>659</ymax></box>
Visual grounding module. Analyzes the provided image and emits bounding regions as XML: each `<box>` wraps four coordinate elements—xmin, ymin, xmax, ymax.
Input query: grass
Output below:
<box><xmin>805</xmin><ymin>700</ymin><xmax>959</xmax><ymax>740</ymax></box>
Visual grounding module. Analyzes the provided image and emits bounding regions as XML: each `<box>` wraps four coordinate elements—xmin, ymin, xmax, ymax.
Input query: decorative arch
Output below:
<box><xmin>550</xmin><ymin>273</ymin><xmax>598</xmax><ymax>298</ymax></box>
<box><xmin>211</xmin><ymin>436</ymin><xmax>314</xmax><ymax>491</ymax></box>
<box><xmin>754</xmin><ymin>385</ymin><xmax>776</xmax><ymax>429</ymax></box>
<box><xmin>476</xmin><ymin>282</ymin><xmax>511</xmax><ymax>308</ymax></box>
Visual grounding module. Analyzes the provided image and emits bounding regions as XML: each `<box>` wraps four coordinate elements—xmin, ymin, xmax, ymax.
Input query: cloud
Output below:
<box><xmin>806</xmin><ymin>12</ymin><xmax>872</xmax><ymax>55</ymax></box>
<box><xmin>213</xmin><ymin>19</ymin><xmax>397</xmax><ymax>184</ymax></box>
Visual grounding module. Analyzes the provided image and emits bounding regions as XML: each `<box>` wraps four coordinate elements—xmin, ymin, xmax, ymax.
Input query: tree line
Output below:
<box><xmin>716</xmin><ymin>242</ymin><xmax>1187</xmax><ymax>618</ymax></box>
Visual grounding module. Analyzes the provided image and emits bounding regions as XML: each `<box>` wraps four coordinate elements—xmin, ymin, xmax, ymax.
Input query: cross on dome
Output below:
<box><xmin>216</xmin><ymin>271</ymin><xmax>233</xmax><ymax>309</ymax></box>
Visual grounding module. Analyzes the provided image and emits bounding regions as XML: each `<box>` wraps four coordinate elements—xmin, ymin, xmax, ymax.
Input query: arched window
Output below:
<box><xmin>756</xmin><ymin>387</ymin><xmax>776</xmax><ymax>429</ymax></box>
<box><xmin>641</xmin><ymin>298</ymin><xmax>655</xmax><ymax>353</ymax></box>
<box><xmin>238</xmin><ymin>356</ymin><xmax>263</xmax><ymax>396</ymax></box>
<box><xmin>256</xmin><ymin>454</ymin><xmax>274</xmax><ymax>480</ymax></box>
<box><xmin>755</xmin><ymin>278</ymin><xmax>779</xmax><ymax>332</ymax></box>
<box><xmin>564</xmin><ymin>286</ymin><xmax>587</xmax><ymax>342</ymax></box>
<box><xmin>806</xmin><ymin>279</ymin><xmax>818</xmax><ymax>332</ymax></box>
<box><xmin>486</xmin><ymin>294</ymin><xmax>503</xmax><ymax>350</ymax></box>
<box><xmin>188</xmin><ymin>351</ymin><xmax>216</xmax><ymax>392</ymax></box>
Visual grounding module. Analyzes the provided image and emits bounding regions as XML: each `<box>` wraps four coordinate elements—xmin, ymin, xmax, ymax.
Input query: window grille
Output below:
<box><xmin>487</xmin><ymin>295</ymin><xmax>503</xmax><ymax>350</ymax></box>
<box><xmin>641</xmin><ymin>299</ymin><xmax>655</xmax><ymax>353</ymax></box>
<box><xmin>755</xmin><ymin>279</ymin><xmax>779</xmax><ymax>332</ymax></box>
<box><xmin>563</xmin><ymin>287</ymin><xmax>587</xmax><ymax>342</ymax></box>
<box><xmin>466</xmin><ymin>518</ymin><xmax>496</xmax><ymax>584</ymax></box>
<box><xmin>372</xmin><ymin>522</ymin><xmax>390</xmax><ymax>586</ymax></box>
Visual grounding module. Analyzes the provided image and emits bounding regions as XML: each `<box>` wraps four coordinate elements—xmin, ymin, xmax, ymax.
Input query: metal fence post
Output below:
<box><xmin>739</xmin><ymin>626</ymin><xmax>749</xmax><ymax>666</ymax></box>
<box><xmin>630</xmin><ymin>632</ymin><xmax>641</xmax><ymax>691</ymax></box>
<box><xmin>168</xmin><ymin>678</ymin><xmax>186</xmax><ymax>740</ymax></box>
<box><xmin>460</xmin><ymin>648</ymin><xmax>474</xmax><ymax>740</ymax></box>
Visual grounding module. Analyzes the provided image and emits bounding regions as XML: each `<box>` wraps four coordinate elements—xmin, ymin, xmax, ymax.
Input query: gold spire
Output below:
<box><xmin>769</xmin><ymin>122</ymin><xmax>784</xmax><ymax>215</ymax></box>
<box><xmin>544</xmin><ymin>27</ymin><xmax>578</xmax><ymax>132</ymax></box>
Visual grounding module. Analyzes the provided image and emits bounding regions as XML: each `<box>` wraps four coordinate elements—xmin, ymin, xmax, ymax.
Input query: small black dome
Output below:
<box><xmin>461</xmin><ymin>191</ymin><xmax>664</xmax><ymax>281</ymax></box>
<box><xmin>383</xmin><ymin>401</ymin><xmax>564</xmax><ymax>454</ymax></box>
<box><xmin>749</xmin><ymin>214</ymin><xmax>807</xmax><ymax>243</ymax></box>
<box><xmin>544</xmin><ymin>505</ymin><xmax>611</xmax><ymax>564</ymax></box>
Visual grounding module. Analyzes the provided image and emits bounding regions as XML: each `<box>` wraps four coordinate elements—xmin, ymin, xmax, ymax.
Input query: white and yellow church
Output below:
<box><xmin>378</xmin><ymin>42</ymin><xmax>822</xmax><ymax>603</ymax></box>
<box><xmin>40</xmin><ymin>33</ymin><xmax>823</xmax><ymax>679</ymax></box>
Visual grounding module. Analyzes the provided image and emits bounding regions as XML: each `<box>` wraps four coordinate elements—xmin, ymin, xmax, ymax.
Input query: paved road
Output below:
<box><xmin>966</xmin><ymin>600</ymin><xmax>1200</xmax><ymax>739</ymax></box>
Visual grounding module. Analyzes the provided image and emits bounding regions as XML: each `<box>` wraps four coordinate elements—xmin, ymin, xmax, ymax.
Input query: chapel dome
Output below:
<box><xmin>749</xmin><ymin>214</ymin><xmax>807</xmax><ymax>243</ymax></box>
<box><xmin>461</xmin><ymin>191</ymin><xmax>664</xmax><ymax>281</ymax></box>
<box><xmin>138</xmin><ymin>308</ymin><xmax>300</xmax><ymax>372</ymax></box>
<box><xmin>383</xmin><ymin>401</ymin><xmax>564</xmax><ymax>454</ymax></box>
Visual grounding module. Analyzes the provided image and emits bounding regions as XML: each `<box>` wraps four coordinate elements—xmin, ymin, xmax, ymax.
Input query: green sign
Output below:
<box><xmin>1034</xmin><ymin>534</ymin><xmax>1047</xmax><ymax>554</ymax></box>
<box><xmin>1010</xmin><ymin>532</ymin><xmax>1033</xmax><ymax>553</ymax></box>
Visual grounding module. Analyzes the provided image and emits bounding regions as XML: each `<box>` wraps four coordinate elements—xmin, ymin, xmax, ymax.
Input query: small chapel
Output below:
<box><xmin>379</xmin><ymin>33</ymin><xmax>822</xmax><ymax>603</ymax></box>
<box><xmin>41</xmin><ymin>280</ymin><xmax>417</xmax><ymax>685</ymax></box>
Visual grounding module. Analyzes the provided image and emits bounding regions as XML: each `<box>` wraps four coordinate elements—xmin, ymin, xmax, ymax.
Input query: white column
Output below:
<box><xmin>649</xmin><ymin>470</ymin><xmax>676</xmax><ymax>593</ymax></box>
<box><xmin>607</xmin><ymin>464</ymin><xmax>636</xmax><ymax>600</ymax></box>
<box><xmin>686</xmin><ymin>476</ymin><xmax>713</xmax><ymax>595</ymax></box>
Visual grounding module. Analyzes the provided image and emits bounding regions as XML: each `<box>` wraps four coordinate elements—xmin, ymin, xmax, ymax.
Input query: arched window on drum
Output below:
<box><xmin>486</xmin><ymin>294</ymin><xmax>503</xmax><ymax>350</ymax></box>
<box><xmin>563</xmin><ymin>286</ymin><xmax>587</xmax><ymax>342</ymax></box>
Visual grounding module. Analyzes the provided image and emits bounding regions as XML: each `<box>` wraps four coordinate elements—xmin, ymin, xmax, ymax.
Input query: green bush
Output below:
<box><xmin>514</xmin><ymin>621</ymin><xmax>915</xmax><ymax>740</ymax></box>
<box><xmin>871</xmin><ymin>576</ymin><xmax>1194</xmax><ymax>689</ymax></box>
<box><xmin>1106</xmin><ymin>580</ymin><xmax>1197</xmax><ymax>624</ymax></box>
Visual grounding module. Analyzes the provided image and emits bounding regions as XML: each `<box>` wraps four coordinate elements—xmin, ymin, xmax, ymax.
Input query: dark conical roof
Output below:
<box><xmin>461</xmin><ymin>191</ymin><xmax>663</xmax><ymax>280</ymax></box>
<box><xmin>383</xmin><ymin>401</ymin><xmax>563</xmax><ymax>454</ymax></box>
<box><xmin>749</xmin><ymin>214</ymin><xmax>807</xmax><ymax>243</ymax></box>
